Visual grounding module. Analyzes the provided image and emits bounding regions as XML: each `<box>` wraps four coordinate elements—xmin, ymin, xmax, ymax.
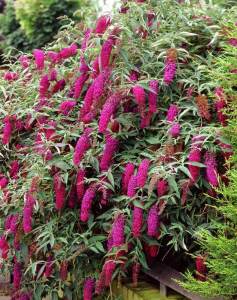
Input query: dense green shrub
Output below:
<box><xmin>0</xmin><ymin>0</ymin><xmax>30</xmax><ymax>54</ymax></box>
<box><xmin>0</xmin><ymin>0</ymin><xmax>92</xmax><ymax>55</ymax></box>
<box><xmin>0</xmin><ymin>1</ymin><xmax>233</xmax><ymax>299</ymax></box>
<box><xmin>14</xmin><ymin>0</ymin><xmax>92</xmax><ymax>48</ymax></box>
<box><xmin>181</xmin><ymin>12</ymin><xmax>237</xmax><ymax>298</ymax></box>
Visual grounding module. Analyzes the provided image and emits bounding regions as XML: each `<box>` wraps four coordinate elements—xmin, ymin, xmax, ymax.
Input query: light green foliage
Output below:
<box><xmin>181</xmin><ymin>15</ymin><xmax>237</xmax><ymax>298</ymax></box>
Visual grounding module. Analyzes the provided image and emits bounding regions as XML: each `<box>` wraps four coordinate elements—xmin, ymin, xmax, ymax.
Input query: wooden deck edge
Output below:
<box><xmin>144</xmin><ymin>262</ymin><xmax>223</xmax><ymax>300</ymax></box>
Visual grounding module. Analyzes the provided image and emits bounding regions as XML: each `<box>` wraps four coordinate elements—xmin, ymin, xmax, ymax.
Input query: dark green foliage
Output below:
<box><xmin>0</xmin><ymin>0</ymin><xmax>92</xmax><ymax>56</ymax></box>
<box><xmin>0</xmin><ymin>0</ymin><xmax>31</xmax><ymax>54</ymax></box>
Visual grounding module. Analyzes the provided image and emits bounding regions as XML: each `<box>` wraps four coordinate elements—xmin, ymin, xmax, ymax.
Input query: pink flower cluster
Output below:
<box><xmin>0</xmin><ymin>236</ymin><xmax>9</xmax><ymax>259</ymax></box>
<box><xmin>4</xmin><ymin>214</ymin><xmax>18</xmax><ymax>234</ymax></box>
<box><xmin>2</xmin><ymin>116</ymin><xmax>12</xmax><ymax>145</ymax></box>
<box><xmin>132</xmin><ymin>206</ymin><xmax>143</xmax><ymax>237</ymax></box>
<box><xmin>148</xmin><ymin>80</ymin><xmax>159</xmax><ymax>113</ymax></box>
<box><xmin>80</xmin><ymin>69</ymin><xmax>111</xmax><ymax>121</ymax></box>
<box><xmin>98</xmin><ymin>93</ymin><xmax>121</xmax><ymax>133</ymax></box>
<box><xmin>169</xmin><ymin>122</ymin><xmax>181</xmax><ymax>138</ymax></box>
<box><xmin>122</xmin><ymin>163</ymin><xmax>135</xmax><ymax>194</ymax></box>
<box><xmin>33</xmin><ymin>49</ymin><xmax>45</xmax><ymax>70</ymax></box>
<box><xmin>140</xmin><ymin>112</ymin><xmax>153</xmax><ymax>129</ymax></box>
<box><xmin>166</xmin><ymin>104</ymin><xmax>179</xmax><ymax>122</ymax></box>
<box><xmin>19</xmin><ymin>55</ymin><xmax>30</xmax><ymax>69</ymax></box>
<box><xmin>136</xmin><ymin>159</ymin><xmax>150</xmax><ymax>188</ymax></box>
<box><xmin>164</xmin><ymin>60</ymin><xmax>176</xmax><ymax>85</ymax></box>
<box><xmin>53</xmin><ymin>174</ymin><xmax>66</xmax><ymax>211</ymax></box>
<box><xmin>73</xmin><ymin>128</ymin><xmax>92</xmax><ymax>165</ymax></box>
<box><xmin>59</xmin><ymin>100</ymin><xmax>76</xmax><ymax>116</ymax></box>
<box><xmin>103</xmin><ymin>260</ymin><xmax>116</xmax><ymax>287</ymax></box>
<box><xmin>100</xmin><ymin>38</ymin><xmax>113</xmax><ymax>70</ymax></box>
<box><xmin>80</xmin><ymin>185</ymin><xmax>96</xmax><ymax>222</ymax></box>
<box><xmin>44</xmin><ymin>256</ymin><xmax>53</xmax><ymax>278</ymax></box>
<box><xmin>81</xmin><ymin>29</ymin><xmax>92</xmax><ymax>52</ymax></box>
<box><xmin>204</xmin><ymin>152</ymin><xmax>219</xmax><ymax>187</ymax></box>
<box><xmin>59</xmin><ymin>43</ymin><xmax>78</xmax><ymax>59</ymax></box>
<box><xmin>73</xmin><ymin>73</ymin><xmax>89</xmax><ymax>99</ymax></box>
<box><xmin>188</xmin><ymin>148</ymin><xmax>201</xmax><ymax>183</ymax></box>
<box><xmin>0</xmin><ymin>175</ymin><xmax>8</xmax><ymax>189</ymax></box>
<box><xmin>188</xmin><ymin>136</ymin><xmax>203</xmax><ymax>184</ymax></box>
<box><xmin>132</xmin><ymin>85</ymin><xmax>146</xmax><ymax>114</ymax></box>
<box><xmin>157</xmin><ymin>179</ymin><xmax>168</xmax><ymax>197</ymax></box>
<box><xmin>111</xmin><ymin>214</ymin><xmax>125</xmax><ymax>247</ymax></box>
<box><xmin>127</xmin><ymin>175</ymin><xmax>137</xmax><ymax>198</ymax></box>
<box><xmin>23</xmin><ymin>192</ymin><xmax>36</xmax><ymax>233</ymax></box>
<box><xmin>100</xmin><ymin>135</ymin><xmax>118</xmax><ymax>171</ymax></box>
<box><xmin>147</xmin><ymin>205</ymin><xmax>159</xmax><ymax>237</ymax></box>
<box><xmin>13</xmin><ymin>261</ymin><xmax>22</xmax><ymax>290</ymax></box>
<box><xmin>83</xmin><ymin>278</ymin><xmax>95</xmax><ymax>300</ymax></box>
<box><xmin>51</xmin><ymin>79</ymin><xmax>66</xmax><ymax>94</ymax></box>
<box><xmin>93</xmin><ymin>68</ymin><xmax>111</xmax><ymax>104</ymax></box>
<box><xmin>3</xmin><ymin>72</ymin><xmax>18</xmax><ymax>81</ymax></box>
<box><xmin>94</xmin><ymin>15</ymin><xmax>111</xmax><ymax>35</ymax></box>
<box><xmin>39</xmin><ymin>75</ymin><xmax>50</xmax><ymax>98</ymax></box>
<box><xmin>76</xmin><ymin>169</ymin><xmax>85</xmax><ymax>202</ymax></box>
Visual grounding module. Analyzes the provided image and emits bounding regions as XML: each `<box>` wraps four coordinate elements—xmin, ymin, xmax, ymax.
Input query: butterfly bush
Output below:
<box><xmin>0</xmin><ymin>1</ymin><xmax>230</xmax><ymax>299</ymax></box>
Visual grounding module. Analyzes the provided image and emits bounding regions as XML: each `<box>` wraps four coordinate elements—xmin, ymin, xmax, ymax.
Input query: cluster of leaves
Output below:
<box><xmin>181</xmin><ymin>11</ymin><xmax>237</xmax><ymax>298</ymax></box>
<box><xmin>0</xmin><ymin>0</ymin><xmax>92</xmax><ymax>56</ymax></box>
<box><xmin>0</xmin><ymin>0</ymin><xmax>234</xmax><ymax>299</ymax></box>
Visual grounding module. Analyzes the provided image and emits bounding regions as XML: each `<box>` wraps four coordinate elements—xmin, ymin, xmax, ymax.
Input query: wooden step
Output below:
<box><xmin>144</xmin><ymin>262</ymin><xmax>223</xmax><ymax>300</ymax></box>
<box><xmin>112</xmin><ymin>281</ymin><xmax>184</xmax><ymax>300</ymax></box>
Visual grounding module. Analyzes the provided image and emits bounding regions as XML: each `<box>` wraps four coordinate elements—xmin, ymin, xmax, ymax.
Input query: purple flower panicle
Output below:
<box><xmin>169</xmin><ymin>122</ymin><xmax>181</xmax><ymax>138</ymax></box>
<box><xmin>204</xmin><ymin>152</ymin><xmax>219</xmax><ymax>187</ymax></box>
<box><xmin>164</xmin><ymin>59</ymin><xmax>176</xmax><ymax>85</ymax></box>
<box><xmin>137</xmin><ymin>159</ymin><xmax>150</xmax><ymax>188</ymax></box>
<box><xmin>132</xmin><ymin>206</ymin><xmax>143</xmax><ymax>237</ymax></box>
<box><xmin>122</xmin><ymin>163</ymin><xmax>135</xmax><ymax>194</ymax></box>
<box><xmin>33</xmin><ymin>49</ymin><xmax>45</xmax><ymax>70</ymax></box>
<box><xmin>166</xmin><ymin>104</ymin><xmax>179</xmax><ymax>122</ymax></box>
<box><xmin>94</xmin><ymin>15</ymin><xmax>111</xmax><ymax>34</ymax></box>
<box><xmin>23</xmin><ymin>192</ymin><xmax>35</xmax><ymax>233</ymax></box>
<box><xmin>80</xmin><ymin>185</ymin><xmax>96</xmax><ymax>222</ymax></box>
<box><xmin>148</xmin><ymin>80</ymin><xmax>159</xmax><ymax>113</ymax></box>
<box><xmin>53</xmin><ymin>174</ymin><xmax>66</xmax><ymax>211</ymax></box>
<box><xmin>100</xmin><ymin>135</ymin><xmax>118</xmax><ymax>171</ymax></box>
<box><xmin>98</xmin><ymin>93</ymin><xmax>120</xmax><ymax>133</ymax></box>
<box><xmin>59</xmin><ymin>100</ymin><xmax>76</xmax><ymax>116</ymax></box>
<box><xmin>112</xmin><ymin>214</ymin><xmax>125</xmax><ymax>247</ymax></box>
<box><xmin>127</xmin><ymin>175</ymin><xmax>137</xmax><ymax>198</ymax></box>
<box><xmin>83</xmin><ymin>278</ymin><xmax>95</xmax><ymax>300</ymax></box>
<box><xmin>147</xmin><ymin>205</ymin><xmax>159</xmax><ymax>237</ymax></box>
<box><xmin>73</xmin><ymin>128</ymin><xmax>92</xmax><ymax>165</ymax></box>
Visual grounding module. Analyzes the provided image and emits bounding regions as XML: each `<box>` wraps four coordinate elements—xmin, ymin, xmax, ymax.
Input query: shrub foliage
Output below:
<box><xmin>0</xmin><ymin>1</ymin><xmax>234</xmax><ymax>299</ymax></box>
<box><xmin>181</xmin><ymin>12</ymin><xmax>237</xmax><ymax>297</ymax></box>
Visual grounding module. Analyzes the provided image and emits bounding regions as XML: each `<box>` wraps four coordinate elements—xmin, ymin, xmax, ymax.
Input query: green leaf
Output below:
<box><xmin>167</xmin><ymin>175</ymin><xmax>180</xmax><ymax>197</ymax></box>
<box><xmin>95</xmin><ymin>242</ymin><xmax>105</xmax><ymax>253</ymax></box>
<box><xmin>186</xmin><ymin>161</ymin><xmax>206</xmax><ymax>168</ymax></box>
<box><xmin>179</xmin><ymin>165</ymin><xmax>192</xmax><ymax>179</ymax></box>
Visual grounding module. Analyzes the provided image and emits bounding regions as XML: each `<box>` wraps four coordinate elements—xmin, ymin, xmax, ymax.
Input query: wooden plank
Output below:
<box><xmin>112</xmin><ymin>281</ymin><xmax>182</xmax><ymax>300</ymax></box>
<box><xmin>144</xmin><ymin>262</ymin><xmax>207</xmax><ymax>300</ymax></box>
<box><xmin>160</xmin><ymin>283</ymin><xmax>167</xmax><ymax>296</ymax></box>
